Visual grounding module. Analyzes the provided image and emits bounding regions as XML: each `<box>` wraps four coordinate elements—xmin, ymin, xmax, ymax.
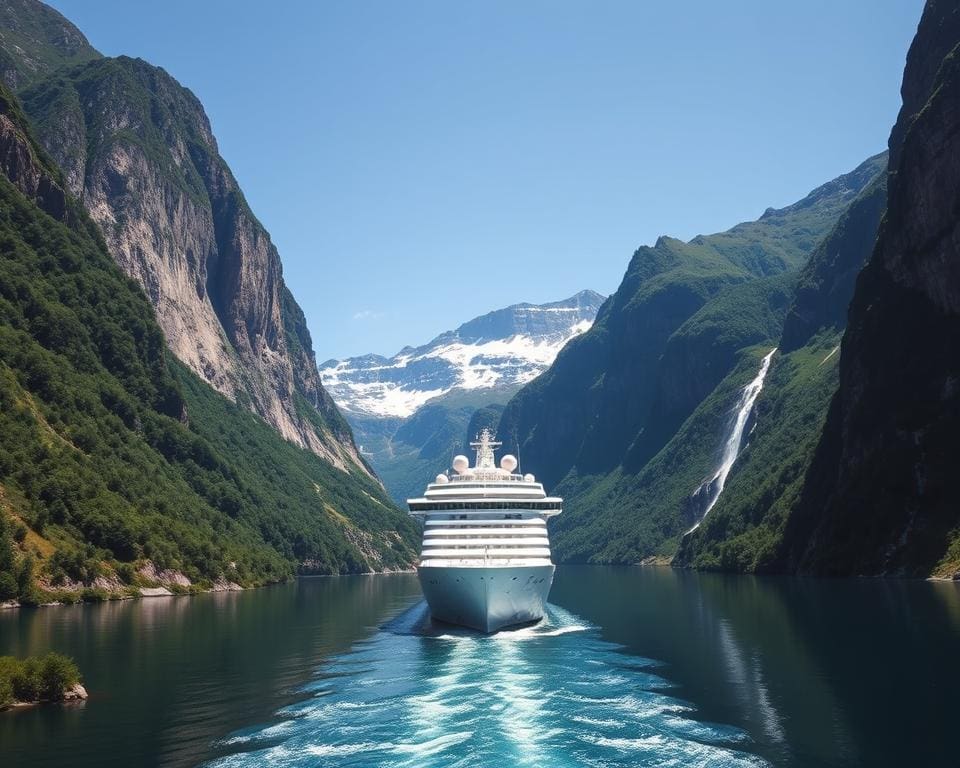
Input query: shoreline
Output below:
<box><xmin>6</xmin><ymin>565</ymin><xmax>952</xmax><ymax>612</ymax></box>
<box><xmin>0</xmin><ymin>567</ymin><xmax>419</xmax><ymax>611</ymax></box>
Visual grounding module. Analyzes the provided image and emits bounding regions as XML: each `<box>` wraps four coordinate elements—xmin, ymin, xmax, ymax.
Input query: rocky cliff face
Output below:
<box><xmin>16</xmin><ymin>55</ymin><xmax>364</xmax><ymax>473</ymax></box>
<box><xmin>781</xmin><ymin>0</ymin><xmax>960</xmax><ymax>577</ymax></box>
<box><xmin>0</xmin><ymin>86</ymin><xmax>64</xmax><ymax>220</ymax></box>
<box><xmin>0</xmin><ymin>80</ymin><xmax>416</xmax><ymax>585</ymax></box>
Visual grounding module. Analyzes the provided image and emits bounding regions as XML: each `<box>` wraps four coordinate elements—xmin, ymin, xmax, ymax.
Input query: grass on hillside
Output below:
<box><xmin>675</xmin><ymin>332</ymin><xmax>842</xmax><ymax>571</ymax></box>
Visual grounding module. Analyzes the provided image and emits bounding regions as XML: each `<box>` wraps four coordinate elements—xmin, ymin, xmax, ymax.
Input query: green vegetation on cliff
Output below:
<box><xmin>499</xmin><ymin>153</ymin><xmax>886</xmax><ymax>495</ymax></box>
<box><xmin>0</xmin><ymin>0</ymin><xmax>99</xmax><ymax>90</ymax></box>
<box><xmin>0</xmin><ymin>84</ymin><xmax>416</xmax><ymax>599</ymax></box>
<box><xmin>498</xmin><ymin>154</ymin><xmax>885</xmax><ymax>567</ymax></box>
<box><xmin>674</xmin><ymin>334</ymin><xmax>842</xmax><ymax>571</ymax></box>
<box><xmin>551</xmin><ymin>345</ymin><xmax>777</xmax><ymax>563</ymax></box>
<box><xmin>675</xmin><ymin>164</ymin><xmax>889</xmax><ymax>572</ymax></box>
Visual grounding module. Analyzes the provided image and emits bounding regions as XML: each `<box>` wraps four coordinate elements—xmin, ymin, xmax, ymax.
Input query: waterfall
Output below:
<box><xmin>685</xmin><ymin>348</ymin><xmax>777</xmax><ymax>534</ymax></box>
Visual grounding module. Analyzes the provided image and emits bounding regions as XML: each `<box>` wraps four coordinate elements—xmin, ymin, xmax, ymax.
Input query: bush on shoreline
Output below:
<box><xmin>0</xmin><ymin>652</ymin><xmax>80</xmax><ymax>708</ymax></box>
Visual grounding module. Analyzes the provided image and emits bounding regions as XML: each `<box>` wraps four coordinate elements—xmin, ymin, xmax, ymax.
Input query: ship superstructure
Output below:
<box><xmin>407</xmin><ymin>429</ymin><xmax>561</xmax><ymax>632</ymax></box>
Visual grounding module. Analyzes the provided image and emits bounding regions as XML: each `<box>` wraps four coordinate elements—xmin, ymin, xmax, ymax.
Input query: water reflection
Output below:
<box><xmin>551</xmin><ymin>567</ymin><xmax>960</xmax><ymax>767</ymax></box>
<box><xmin>0</xmin><ymin>575</ymin><xmax>422</xmax><ymax>768</ymax></box>
<box><xmin>2</xmin><ymin>569</ymin><xmax>958</xmax><ymax>768</ymax></box>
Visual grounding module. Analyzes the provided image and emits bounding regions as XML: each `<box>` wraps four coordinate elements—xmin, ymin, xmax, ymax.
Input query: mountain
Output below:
<box><xmin>776</xmin><ymin>0</ymin><xmax>960</xmax><ymax>577</ymax></box>
<box><xmin>779</xmin><ymin>173</ymin><xmax>888</xmax><ymax>353</ymax></box>
<box><xmin>0</xmin><ymin>0</ymin><xmax>97</xmax><ymax>90</ymax></box>
<box><xmin>0</xmin><ymin>81</ymin><xmax>417</xmax><ymax>604</ymax></box>
<box><xmin>675</xmin><ymin>170</ymin><xmax>888</xmax><ymax>572</ymax></box>
<box><xmin>497</xmin><ymin>154</ymin><xmax>887</xmax><ymax>564</ymax></box>
<box><xmin>499</xmin><ymin>154</ymin><xmax>886</xmax><ymax>494</ymax></box>
<box><xmin>677</xmin><ymin>0</ymin><xmax>960</xmax><ymax>579</ymax></box>
<box><xmin>320</xmin><ymin>290</ymin><xmax>604</xmax><ymax>419</ymax></box>
<box><xmin>10</xmin><ymin>47</ymin><xmax>364</xmax><ymax>473</ymax></box>
<box><xmin>321</xmin><ymin>291</ymin><xmax>603</xmax><ymax>504</ymax></box>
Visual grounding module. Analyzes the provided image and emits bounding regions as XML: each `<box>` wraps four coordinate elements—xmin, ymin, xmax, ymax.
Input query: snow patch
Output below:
<box><xmin>320</xmin><ymin>293</ymin><xmax>602</xmax><ymax>418</ymax></box>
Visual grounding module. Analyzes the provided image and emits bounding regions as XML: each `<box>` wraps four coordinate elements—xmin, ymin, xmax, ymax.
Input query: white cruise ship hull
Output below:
<box><xmin>418</xmin><ymin>564</ymin><xmax>555</xmax><ymax>633</ymax></box>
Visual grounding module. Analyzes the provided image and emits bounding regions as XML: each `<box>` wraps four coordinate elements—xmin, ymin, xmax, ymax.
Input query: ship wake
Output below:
<box><xmin>208</xmin><ymin>603</ymin><xmax>767</xmax><ymax>767</ymax></box>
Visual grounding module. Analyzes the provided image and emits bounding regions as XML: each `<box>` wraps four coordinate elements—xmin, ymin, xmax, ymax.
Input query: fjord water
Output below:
<box><xmin>1</xmin><ymin>570</ymin><xmax>958</xmax><ymax>767</ymax></box>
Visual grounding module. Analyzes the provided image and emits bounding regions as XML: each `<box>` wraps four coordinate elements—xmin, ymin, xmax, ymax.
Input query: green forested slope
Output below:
<box><xmin>498</xmin><ymin>153</ymin><xmax>886</xmax><ymax>494</ymax></box>
<box><xmin>674</xmin><ymin>164</ymin><xmax>889</xmax><ymax>572</ymax></box>
<box><xmin>498</xmin><ymin>155</ymin><xmax>884</xmax><ymax>565</ymax></box>
<box><xmin>0</xmin><ymin>86</ymin><xmax>416</xmax><ymax>602</ymax></box>
<box><xmin>673</xmin><ymin>335</ymin><xmax>842</xmax><ymax>571</ymax></box>
<box><xmin>0</xmin><ymin>0</ymin><xmax>98</xmax><ymax>89</ymax></box>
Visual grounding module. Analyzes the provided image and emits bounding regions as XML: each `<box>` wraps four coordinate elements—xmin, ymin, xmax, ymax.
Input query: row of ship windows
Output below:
<box><xmin>426</xmin><ymin>523</ymin><xmax>544</xmax><ymax>529</ymax></box>
<box><xmin>412</xmin><ymin>502</ymin><xmax>561</xmax><ymax>511</ymax></box>
<box><xmin>424</xmin><ymin>537</ymin><xmax>547</xmax><ymax>542</ymax></box>
<box><xmin>424</xmin><ymin>535</ymin><xmax>547</xmax><ymax>539</ymax></box>
<box><xmin>435</xmin><ymin>483</ymin><xmax>538</xmax><ymax>489</ymax></box>
<box><xmin>421</xmin><ymin>545</ymin><xmax>549</xmax><ymax>550</ymax></box>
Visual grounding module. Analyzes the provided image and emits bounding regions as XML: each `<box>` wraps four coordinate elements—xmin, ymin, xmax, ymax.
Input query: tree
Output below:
<box><xmin>38</xmin><ymin>653</ymin><xmax>80</xmax><ymax>700</ymax></box>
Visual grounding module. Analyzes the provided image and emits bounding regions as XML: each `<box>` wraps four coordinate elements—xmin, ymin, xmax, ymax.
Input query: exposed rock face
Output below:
<box><xmin>782</xmin><ymin>1</ymin><xmax>960</xmax><ymax>576</ymax></box>
<box><xmin>0</xmin><ymin>88</ymin><xmax>64</xmax><ymax>219</ymax></box>
<box><xmin>62</xmin><ymin>683</ymin><xmax>87</xmax><ymax>702</ymax></box>
<box><xmin>19</xmin><ymin>56</ymin><xmax>365</xmax><ymax>473</ymax></box>
<box><xmin>0</xmin><ymin>0</ymin><xmax>97</xmax><ymax>90</ymax></box>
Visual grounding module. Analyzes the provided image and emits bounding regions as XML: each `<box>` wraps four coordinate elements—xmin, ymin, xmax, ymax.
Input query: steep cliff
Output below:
<box><xmin>0</xmin><ymin>82</ymin><xmax>416</xmax><ymax>601</ymax></box>
<box><xmin>780</xmin><ymin>0</ymin><xmax>960</xmax><ymax>577</ymax></box>
<box><xmin>12</xmin><ymin>53</ymin><xmax>363</xmax><ymax>473</ymax></box>
<box><xmin>780</xmin><ymin>170</ymin><xmax>887</xmax><ymax>352</ymax></box>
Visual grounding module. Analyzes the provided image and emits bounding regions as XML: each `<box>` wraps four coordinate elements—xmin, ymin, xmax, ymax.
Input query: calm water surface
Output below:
<box><xmin>1</xmin><ymin>567</ymin><xmax>958</xmax><ymax>767</ymax></box>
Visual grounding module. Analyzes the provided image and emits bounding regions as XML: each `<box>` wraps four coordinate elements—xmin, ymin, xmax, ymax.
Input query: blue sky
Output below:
<box><xmin>48</xmin><ymin>0</ymin><xmax>922</xmax><ymax>360</ymax></box>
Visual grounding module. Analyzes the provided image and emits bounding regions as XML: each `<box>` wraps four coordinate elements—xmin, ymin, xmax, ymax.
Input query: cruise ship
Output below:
<box><xmin>407</xmin><ymin>429</ymin><xmax>562</xmax><ymax>633</ymax></box>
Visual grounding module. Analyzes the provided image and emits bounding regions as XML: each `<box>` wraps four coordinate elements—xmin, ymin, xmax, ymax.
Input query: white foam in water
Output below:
<box><xmin>391</xmin><ymin>731</ymin><xmax>473</xmax><ymax>756</ymax></box>
<box><xmin>305</xmin><ymin>742</ymin><xmax>383</xmax><ymax>757</ymax></box>
<box><xmin>207</xmin><ymin>605</ymin><xmax>769</xmax><ymax>768</ymax></box>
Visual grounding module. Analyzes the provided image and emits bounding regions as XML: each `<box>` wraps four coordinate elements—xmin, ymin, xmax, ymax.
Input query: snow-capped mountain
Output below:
<box><xmin>320</xmin><ymin>290</ymin><xmax>605</xmax><ymax>419</ymax></box>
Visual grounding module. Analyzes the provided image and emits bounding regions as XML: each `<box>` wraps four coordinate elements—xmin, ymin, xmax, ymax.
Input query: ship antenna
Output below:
<box><xmin>513</xmin><ymin>425</ymin><xmax>521</xmax><ymax>475</ymax></box>
<box><xmin>470</xmin><ymin>428</ymin><xmax>500</xmax><ymax>471</ymax></box>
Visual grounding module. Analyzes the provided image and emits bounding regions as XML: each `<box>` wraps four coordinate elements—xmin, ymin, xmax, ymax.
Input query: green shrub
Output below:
<box><xmin>0</xmin><ymin>652</ymin><xmax>81</xmax><ymax>704</ymax></box>
<box><xmin>9</xmin><ymin>657</ymin><xmax>40</xmax><ymax>701</ymax></box>
<box><xmin>0</xmin><ymin>673</ymin><xmax>12</xmax><ymax>709</ymax></box>
<box><xmin>0</xmin><ymin>572</ymin><xmax>16</xmax><ymax>601</ymax></box>
<box><xmin>38</xmin><ymin>653</ymin><xmax>80</xmax><ymax>700</ymax></box>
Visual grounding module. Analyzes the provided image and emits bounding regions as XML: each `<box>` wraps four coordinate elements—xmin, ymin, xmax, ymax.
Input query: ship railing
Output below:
<box><xmin>448</xmin><ymin>473</ymin><xmax>528</xmax><ymax>483</ymax></box>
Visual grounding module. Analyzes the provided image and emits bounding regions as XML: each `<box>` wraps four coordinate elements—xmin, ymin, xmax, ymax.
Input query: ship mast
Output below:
<box><xmin>470</xmin><ymin>428</ymin><xmax>501</xmax><ymax>470</ymax></box>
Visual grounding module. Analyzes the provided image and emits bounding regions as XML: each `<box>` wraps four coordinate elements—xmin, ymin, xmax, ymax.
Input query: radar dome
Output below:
<box><xmin>435</xmin><ymin>474</ymin><xmax>449</xmax><ymax>484</ymax></box>
<box><xmin>523</xmin><ymin>473</ymin><xmax>535</xmax><ymax>483</ymax></box>
<box><xmin>500</xmin><ymin>454</ymin><xmax>518</xmax><ymax>472</ymax></box>
<box><xmin>452</xmin><ymin>455</ymin><xmax>469</xmax><ymax>474</ymax></box>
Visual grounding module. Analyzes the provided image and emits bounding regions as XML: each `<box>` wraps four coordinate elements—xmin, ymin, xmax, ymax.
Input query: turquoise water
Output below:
<box><xmin>2</xmin><ymin>567</ymin><xmax>959</xmax><ymax>767</ymax></box>
<box><xmin>210</xmin><ymin>601</ymin><xmax>761</xmax><ymax>768</ymax></box>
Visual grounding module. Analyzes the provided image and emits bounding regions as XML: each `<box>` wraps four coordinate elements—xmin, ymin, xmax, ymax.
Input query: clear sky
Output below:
<box><xmin>48</xmin><ymin>0</ymin><xmax>923</xmax><ymax>360</ymax></box>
